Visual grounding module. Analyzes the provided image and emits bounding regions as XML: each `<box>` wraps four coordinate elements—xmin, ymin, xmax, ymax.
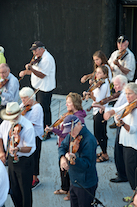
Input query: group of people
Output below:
<box><xmin>0</xmin><ymin>34</ymin><xmax>137</xmax><ymax>207</ymax></box>
<box><xmin>0</xmin><ymin>41</ymin><xmax>56</xmax><ymax>207</ymax></box>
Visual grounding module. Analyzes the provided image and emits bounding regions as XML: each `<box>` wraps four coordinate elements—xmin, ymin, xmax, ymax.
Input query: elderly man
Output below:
<box><xmin>92</xmin><ymin>74</ymin><xmax>128</xmax><ymax>183</ymax></box>
<box><xmin>0</xmin><ymin>102</ymin><xmax>35</xmax><ymax>207</ymax></box>
<box><xmin>0</xmin><ymin>63</ymin><xmax>19</xmax><ymax>123</ymax></box>
<box><xmin>19</xmin><ymin>41</ymin><xmax>56</xmax><ymax>139</ymax></box>
<box><xmin>58</xmin><ymin>115</ymin><xmax>98</xmax><ymax>207</ymax></box>
<box><xmin>108</xmin><ymin>35</ymin><xmax>136</xmax><ymax>81</ymax></box>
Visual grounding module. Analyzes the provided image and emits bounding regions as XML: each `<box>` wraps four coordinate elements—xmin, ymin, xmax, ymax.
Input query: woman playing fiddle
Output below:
<box><xmin>45</xmin><ymin>92</ymin><xmax>86</xmax><ymax>200</ymax></box>
<box><xmin>87</xmin><ymin>65</ymin><xmax>110</xmax><ymax>162</ymax></box>
<box><xmin>81</xmin><ymin>50</ymin><xmax>112</xmax><ymax>84</ymax></box>
<box><xmin>104</xmin><ymin>83</ymin><xmax>137</xmax><ymax>204</ymax></box>
<box><xmin>19</xmin><ymin>87</ymin><xmax>44</xmax><ymax>190</ymax></box>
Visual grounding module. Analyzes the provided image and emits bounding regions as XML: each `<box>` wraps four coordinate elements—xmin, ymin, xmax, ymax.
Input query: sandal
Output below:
<box><xmin>54</xmin><ymin>189</ymin><xmax>68</xmax><ymax>194</ymax></box>
<box><xmin>96</xmin><ymin>155</ymin><xmax>109</xmax><ymax>163</ymax></box>
<box><xmin>64</xmin><ymin>191</ymin><xmax>70</xmax><ymax>201</ymax></box>
<box><xmin>123</xmin><ymin>204</ymin><xmax>134</xmax><ymax>207</ymax></box>
<box><xmin>123</xmin><ymin>196</ymin><xmax>133</xmax><ymax>202</ymax></box>
<box><xmin>96</xmin><ymin>152</ymin><xmax>103</xmax><ymax>158</ymax></box>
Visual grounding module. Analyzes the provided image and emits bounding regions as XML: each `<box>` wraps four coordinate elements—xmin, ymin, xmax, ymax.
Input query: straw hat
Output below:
<box><xmin>0</xmin><ymin>102</ymin><xmax>21</xmax><ymax>120</ymax></box>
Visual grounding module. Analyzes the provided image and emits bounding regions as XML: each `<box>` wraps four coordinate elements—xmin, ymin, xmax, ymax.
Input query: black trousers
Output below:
<box><xmin>123</xmin><ymin>146</ymin><xmax>137</xmax><ymax>190</ymax></box>
<box><xmin>8</xmin><ymin>155</ymin><xmax>34</xmax><ymax>207</ymax></box>
<box><xmin>114</xmin><ymin>127</ymin><xmax>127</xmax><ymax>179</ymax></box>
<box><xmin>93</xmin><ymin>112</ymin><xmax>108</xmax><ymax>153</ymax></box>
<box><xmin>36</xmin><ymin>90</ymin><xmax>52</xmax><ymax>128</ymax></box>
<box><xmin>33</xmin><ymin>136</ymin><xmax>42</xmax><ymax>176</ymax></box>
<box><xmin>59</xmin><ymin>161</ymin><xmax>70</xmax><ymax>192</ymax></box>
<box><xmin>70</xmin><ymin>184</ymin><xmax>97</xmax><ymax>207</ymax></box>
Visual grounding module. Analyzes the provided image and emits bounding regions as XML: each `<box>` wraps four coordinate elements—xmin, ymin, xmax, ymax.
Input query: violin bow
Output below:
<box><xmin>75</xmin><ymin>180</ymin><xmax>106</xmax><ymax>207</ymax></box>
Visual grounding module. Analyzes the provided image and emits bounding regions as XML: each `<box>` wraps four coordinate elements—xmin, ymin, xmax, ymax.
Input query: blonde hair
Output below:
<box><xmin>66</xmin><ymin>92</ymin><xmax>83</xmax><ymax>110</ymax></box>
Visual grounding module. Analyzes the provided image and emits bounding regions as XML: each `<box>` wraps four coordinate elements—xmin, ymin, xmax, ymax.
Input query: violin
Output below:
<box><xmin>0</xmin><ymin>78</ymin><xmax>9</xmax><ymax>89</ymax></box>
<box><xmin>19</xmin><ymin>56</ymin><xmax>41</xmax><ymax>82</ymax></box>
<box><xmin>116</xmin><ymin>49</ymin><xmax>128</xmax><ymax>61</ymax></box>
<box><xmin>87</xmin><ymin>91</ymin><xmax>121</xmax><ymax>112</ymax></box>
<box><xmin>21</xmin><ymin>105</ymin><xmax>32</xmax><ymax>116</ymax></box>
<box><xmin>30</xmin><ymin>56</ymin><xmax>41</xmax><ymax>65</ymax></box>
<box><xmin>9</xmin><ymin>124</ymin><xmax>22</xmax><ymax>162</ymax></box>
<box><xmin>43</xmin><ymin>111</ymin><xmax>73</xmax><ymax>138</ymax></box>
<box><xmin>82</xmin><ymin>79</ymin><xmax>105</xmax><ymax>101</ymax></box>
<box><xmin>117</xmin><ymin>100</ymin><xmax>137</xmax><ymax>127</ymax></box>
<box><xmin>69</xmin><ymin>135</ymin><xmax>83</xmax><ymax>165</ymax></box>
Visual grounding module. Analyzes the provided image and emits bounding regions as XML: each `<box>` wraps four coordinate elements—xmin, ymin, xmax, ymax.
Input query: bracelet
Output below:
<box><xmin>120</xmin><ymin>120</ymin><xmax>125</xmax><ymax>126</ymax></box>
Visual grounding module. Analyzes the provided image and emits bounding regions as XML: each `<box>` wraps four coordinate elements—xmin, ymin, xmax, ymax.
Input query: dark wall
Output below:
<box><xmin>0</xmin><ymin>0</ymin><xmax>117</xmax><ymax>95</ymax></box>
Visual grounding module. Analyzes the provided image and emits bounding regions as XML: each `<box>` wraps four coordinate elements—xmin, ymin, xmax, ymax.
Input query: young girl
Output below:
<box><xmin>91</xmin><ymin>65</ymin><xmax>110</xmax><ymax>162</ymax></box>
<box><xmin>81</xmin><ymin>50</ymin><xmax>112</xmax><ymax>84</ymax></box>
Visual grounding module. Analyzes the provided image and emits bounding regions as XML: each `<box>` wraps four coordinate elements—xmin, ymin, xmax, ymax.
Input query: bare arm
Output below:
<box><xmin>0</xmin><ymin>139</ymin><xmax>6</xmax><ymax>164</ymax></box>
<box><xmin>113</xmin><ymin>59</ymin><xmax>130</xmax><ymax>75</ymax></box>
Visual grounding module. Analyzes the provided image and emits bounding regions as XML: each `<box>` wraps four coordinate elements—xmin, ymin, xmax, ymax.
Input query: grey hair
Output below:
<box><xmin>124</xmin><ymin>82</ymin><xmax>137</xmax><ymax>94</ymax></box>
<box><xmin>112</xmin><ymin>74</ymin><xmax>127</xmax><ymax>86</ymax></box>
<box><xmin>38</xmin><ymin>46</ymin><xmax>45</xmax><ymax>50</ymax></box>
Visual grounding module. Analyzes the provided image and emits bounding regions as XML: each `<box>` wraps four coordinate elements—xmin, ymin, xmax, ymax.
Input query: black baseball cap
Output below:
<box><xmin>117</xmin><ymin>35</ymin><xmax>128</xmax><ymax>43</ymax></box>
<box><xmin>30</xmin><ymin>41</ymin><xmax>45</xmax><ymax>50</ymax></box>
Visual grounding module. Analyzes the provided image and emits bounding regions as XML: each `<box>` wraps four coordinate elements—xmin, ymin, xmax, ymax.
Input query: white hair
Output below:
<box><xmin>0</xmin><ymin>46</ymin><xmax>4</xmax><ymax>53</ymax></box>
<box><xmin>112</xmin><ymin>74</ymin><xmax>128</xmax><ymax>86</ymax></box>
<box><xmin>125</xmin><ymin>82</ymin><xmax>137</xmax><ymax>94</ymax></box>
<box><xmin>19</xmin><ymin>87</ymin><xmax>36</xmax><ymax>101</ymax></box>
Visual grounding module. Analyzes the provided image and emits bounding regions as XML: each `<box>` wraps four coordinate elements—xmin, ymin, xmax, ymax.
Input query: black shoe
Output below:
<box><xmin>110</xmin><ymin>176</ymin><xmax>128</xmax><ymax>183</ymax></box>
<box><xmin>109</xmin><ymin>122</ymin><xmax>117</xmax><ymax>129</ymax></box>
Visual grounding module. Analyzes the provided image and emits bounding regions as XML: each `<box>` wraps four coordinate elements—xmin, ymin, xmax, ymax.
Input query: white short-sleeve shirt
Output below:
<box><xmin>0</xmin><ymin>116</ymin><xmax>36</xmax><ymax>157</ymax></box>
<box><xmin>31</xmin><ymin>50</ymin><xmax>56</xmax><ymax>92</ymax></box>
<box><xmin>108</xmin><ymin>48</ymin><xmax>136</xmax><ymax>81</ymax></box>
<box><xmin>20</xmin><ymin>103</ymin><xmax>44</xmax><ymax>140</ymax></box>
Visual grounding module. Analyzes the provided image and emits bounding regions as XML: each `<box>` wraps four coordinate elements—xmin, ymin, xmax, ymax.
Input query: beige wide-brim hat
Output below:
<box><xmin>0</xmin><ymin>102</ymin><xmax>21</xmax><ymax>120</ymax></box>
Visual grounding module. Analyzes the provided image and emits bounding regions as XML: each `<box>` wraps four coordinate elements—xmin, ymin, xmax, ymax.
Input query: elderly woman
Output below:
<box><xmin>19</xmin><ymin>87</ymin><xmax>44</xmax><ymax>190</ymax></box>
<box><xmin>104</xmin><ymin>83</ymin><xmax>137</xmax><ymax>206</ymax></box>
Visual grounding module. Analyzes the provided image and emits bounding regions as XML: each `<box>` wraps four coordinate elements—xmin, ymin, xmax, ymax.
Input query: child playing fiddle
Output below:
<box><xmin>81</xmin><ymin>50</ymin><xmax>112</xmax><ymax>84</ymax></box>
<box><xmin>86</xmin><ymin>65</ymin><xmax>110</xmax><ymax>162</ymax></box>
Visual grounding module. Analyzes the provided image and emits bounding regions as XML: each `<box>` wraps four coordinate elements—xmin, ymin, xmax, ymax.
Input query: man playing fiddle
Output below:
<box><xmin>108</xmin><ymin>35</ymin><xmax>136</xmax><ymax>81</ymax></box>
<box><xmin>0</xmin><ymin>102</ymin><xmax>36</xmax><ymax>207</ymax></box>
<box><xmin>19</xmin><ymin>41</ymin><xmax>56</xmax><ymax>139</ymax></box>
<box><xmin>0</xmin><ymin>63</ymin><xmax>19</xmax><ymax>123</ymax></box>
<box><xmin>59</xmin><ymin>115</ymin><xmax>98</xmax><ymax>207</ymax></box>
<box><xmin>92</xmin><ymin>74</ymin><xmax>128</xmax><ymax>183</ymax></box>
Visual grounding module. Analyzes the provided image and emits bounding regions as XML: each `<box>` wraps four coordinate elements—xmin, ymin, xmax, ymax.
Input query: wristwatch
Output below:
<box><xmin>18</xmin><ymin>147</ymin><xmax>21</xmax><ymax>152</ymax></box>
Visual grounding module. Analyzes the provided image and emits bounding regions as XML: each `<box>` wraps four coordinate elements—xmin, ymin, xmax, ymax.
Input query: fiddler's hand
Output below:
<box><xmin>44</xmin><ymin>125</ymin><xmax>53</xmax><ymax>132</ymax></box>
<box><xmin>103</xmin><ymin>111</ymin><xmax>112</xmax><ymax>120</ymax></box>
<box><xmin>65</xmin><ymin>152</ymin><xmax>76</xmax><ymax>161</ymax></box>
<box><xmin>19</xmin><ymin>71</ymin><xmax>25</xmax><ymax>78</ymax></box>
<box><xmin>81</xmin><ymin>75</ymin><xmax>87</xmax><ymax>83</ymax></box>
<box><xmin>60</xmin><ymin>156</ymin><xmax>69</xmax><ymax>171</ymax></box>
<box><xmin>9</xmin><ymin>147</ymin><xmax>18</xmax><ymax>155</ymax></box>
<box><xmin>113</xmin><ymin>59</ymin><xmax>120</xmax><ymax>67</ymax></box>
